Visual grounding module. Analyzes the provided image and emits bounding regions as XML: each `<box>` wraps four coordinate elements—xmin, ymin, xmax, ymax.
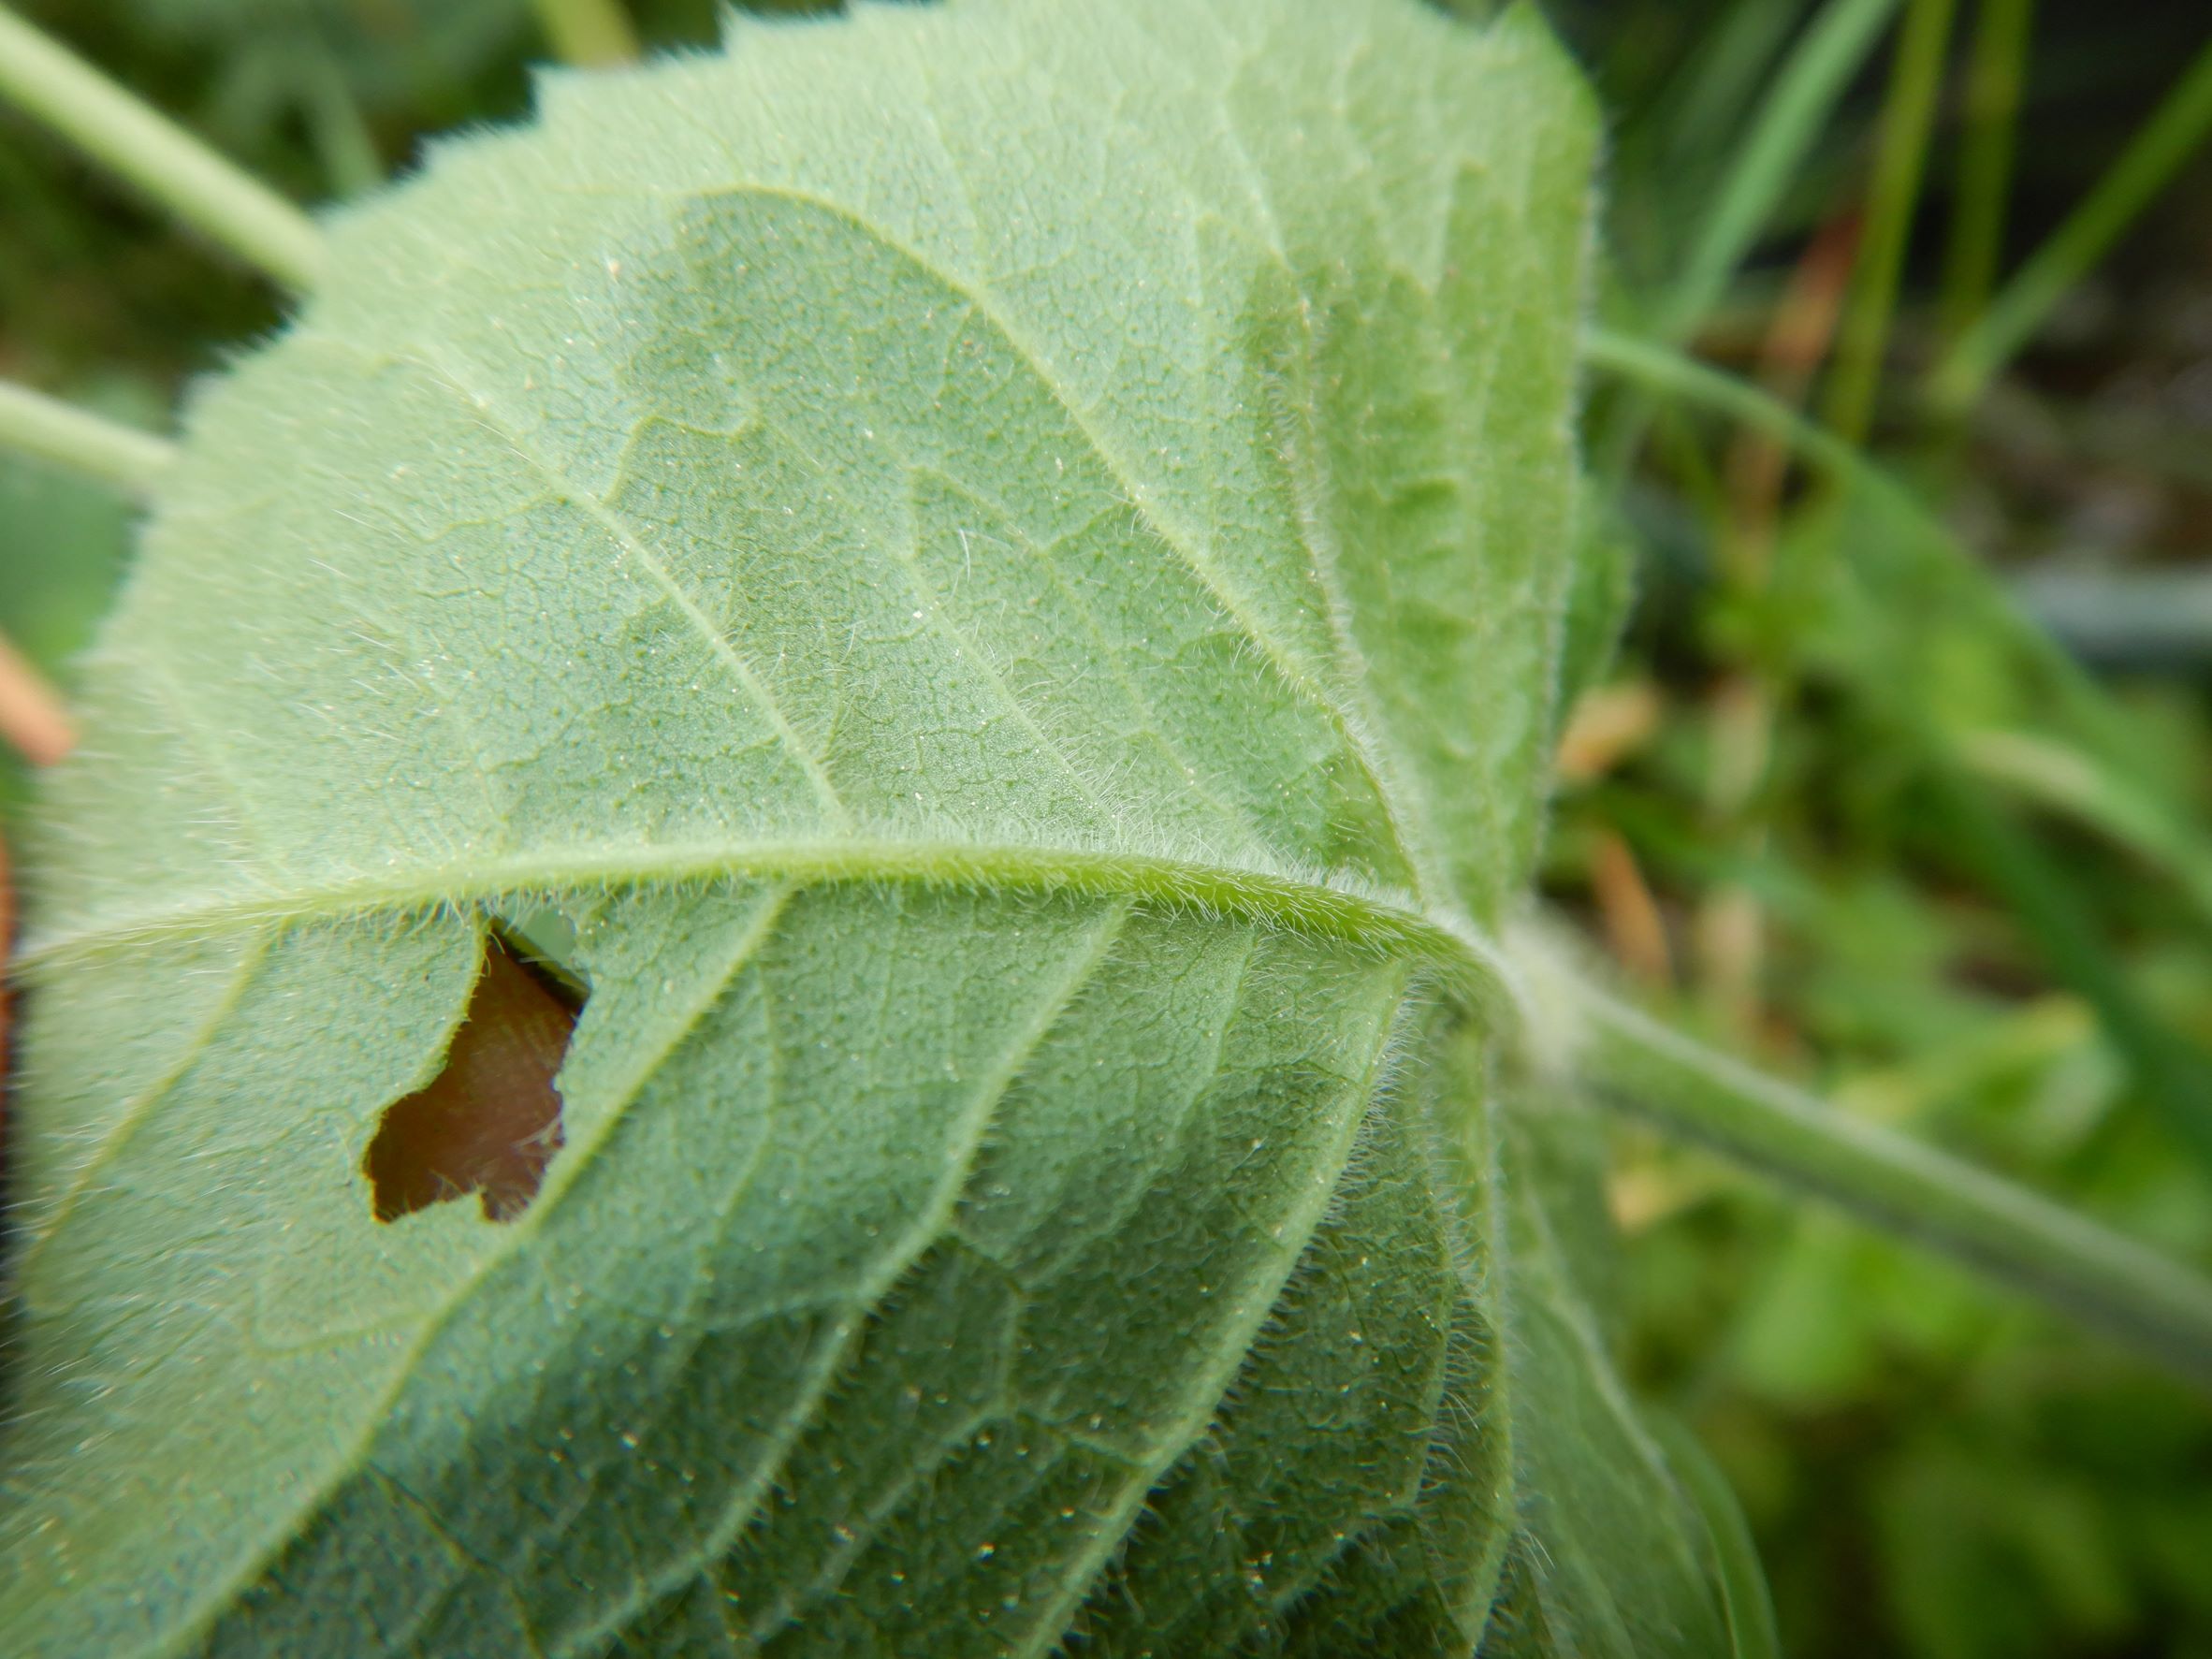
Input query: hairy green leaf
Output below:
<box><xmin>1484</xmin><ymin>1087</ymin><xmax>1757</xmax><ymax>1659</ymax></box>
<box><xmin>0</xmin><ymin>1</ymin><xmax>1746</xmax><ymax>1652</ymax></box>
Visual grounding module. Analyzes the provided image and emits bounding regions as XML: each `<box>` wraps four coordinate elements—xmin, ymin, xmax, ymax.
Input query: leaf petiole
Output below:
<box><xmin>0</xmin><ymin>377</ymin><xmax>178</xmax><ymax>499</ymax></box>
<box><xmin>1556</xmin><ymin>968</ymin><xmax>2212</xmax><ymax>1393</ymax></box>
<box><xmin>0</xmin><ymin>4</ymin><xmax>325</xmax><ymax>290</ymax></box>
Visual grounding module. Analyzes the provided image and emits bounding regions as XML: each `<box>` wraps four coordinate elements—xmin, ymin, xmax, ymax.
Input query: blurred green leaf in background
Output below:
<box><xmin>1559</xmin><ymin>0</ymin><xmax>2212</xmax><ymax>1653</ymax></box>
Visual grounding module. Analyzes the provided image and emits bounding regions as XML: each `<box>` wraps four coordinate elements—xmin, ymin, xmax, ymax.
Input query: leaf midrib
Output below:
<box><xmin>21</xmin><ymin>836</ymin><xmax>1489</xmax><ymax>983</ymax></box>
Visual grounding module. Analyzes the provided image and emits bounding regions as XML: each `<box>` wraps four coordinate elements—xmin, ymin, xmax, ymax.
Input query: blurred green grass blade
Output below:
<box><xmin>0</xmin><ymin>376</ymin><xmax>176</xmax><ymax>497</ymax></box>
<box><xmin>1924</xmin><ymin>763</ymin><xmax>2212</xmax><ymax>1171</ymax></box>
<box><xmin>1562</xmin><ymin>969</ymin><xmax>2212</xmax><ymax>1391</ymax></box>
<box><xmin>1590</xmin><ymin>327</ymin><xmax>1872</xmax><ymax>478</ymax></box>
<box><xmin>299</xmin><ymin>46</ymin><xmax>382</xmax><ymax>197</ymax></box>
<box><xmin>1939</xmin><ymin>0</ymin><xmax>2036</xmax><ymax>342</ymax></box>
<box><xmin>1608</xmin><ymin>0</ymin><xmax>1805</xmax><ymax>275</ymax></box>
<box><xmin>0</xmin><ymin>2</ymin><xmax>324</xmax><ymax>290</ymax></box>
<box><xmin>1584</xmin><ymin>328</ymin><xmax>2154</xmax><ymax>772</ymax></box>
<box><xmin>1585</xmin><ymin>329</ymin><xmax>2212</xmax><ymax>1163</ymax></box>
<box><xmin>1964</xmin><ymin>729</ymin><xmax>2212</xmax><ymax>927</ymax></box>
<box><xmin>1653</xmin><ymin>0</ymin><xmax>1811</xmax><ymax>185</ymax></box>
<box><xmin>530</xmin><ymin>0</ymin><xmax>639</xmax><ymax>65</ymax></box>
<box><xmin>1659</xmin><ymin>0</ymin><xmax>1903</xmax><ymax>341</ymax></box>
<box><xmin>1931</xmin><ymin>31</ymin><xmax>2212</xmax><ymax>411</ymax></box>
<box><xmin>1824</xmin><ymin>0</ymin><xmax>1958</xmax><ymax>444</ymax></box>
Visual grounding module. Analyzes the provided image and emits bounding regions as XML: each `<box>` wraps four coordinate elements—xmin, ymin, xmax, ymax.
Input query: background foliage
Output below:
<box><xmin>2</xmin><ymin>0</ymin><xmax>2209</xmax><ymax>1653</ymax></box>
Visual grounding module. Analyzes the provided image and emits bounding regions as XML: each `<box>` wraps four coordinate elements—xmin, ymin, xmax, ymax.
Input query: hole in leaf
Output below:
<box><xmin>365</xmin><ymin>931</ymin><xmax>581</xmax><ymax>1224</ymax></box>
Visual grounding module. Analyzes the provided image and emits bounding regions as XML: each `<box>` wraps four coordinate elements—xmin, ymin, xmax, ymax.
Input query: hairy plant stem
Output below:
<box><xmin>1564</xmin><ymin>975</ymin><xmax>2212</xmax><ymax>1393</ymax></box>
<box><xmin>0</xmin><ymin>5</ymin><xmax>324</xmax><ymax>290</ymax></box>
<box><xmin>0</xmin><ymin>377</ymin><xmax>177</xmax><ymax>497</ymax></box>
<box><xmin>1583</xmin><ymin>325</ymin><xmax>2212</xmax><ymax>1380</ymax></box>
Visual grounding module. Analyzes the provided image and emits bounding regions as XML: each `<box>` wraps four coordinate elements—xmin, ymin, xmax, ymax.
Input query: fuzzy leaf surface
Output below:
<box><xmin>0</xmin><ymin>2</ymin><xmax>1736</xmax><ymax>1652</ymax></box>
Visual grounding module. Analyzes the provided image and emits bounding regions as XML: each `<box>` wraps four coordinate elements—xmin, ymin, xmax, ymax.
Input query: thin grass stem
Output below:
<box><xmin>1962</xmin><ymin>729</ymin><xmax>2212</xmax><ymax>924</ymax></box>
<box><xmin>1924</xmin><ymin>763</ymin><xmax>2212</xmax><ymax>1168</ymax></box>
<box><xmin>1586</xmin><ymin>327</ymin><xmax>2212</xmax><ymax>1154</ymax></box>
<box><xmin>1932</xmin><ymin>32</ymin><xmax>2212</xmax><ymax>410</ymax></box>
<box><xmin>0</xmin><ymin>5</ymin><xmax>324</xmax><ymax>290</ymax></box>
<box><xmin>1588</xmin><ymin>327</ymin><xmax>1867</xmax><ymax>478</ymax></box>
<box><xmin>1823</xmin><ymin>0</ymin><xmax>1959</xmax><ymax>444</ymax></box>
<box><xmin>1583</xmin><ymin>327</ymin><xmax>2162</xmax><ymax>777</ymax></box>
<box><xmin>1659</xmin><ymin>0</ymin><xmax>1904</xmax><ymax>342</ymax></box>
<box><xmin>1940</xmin><ymin>0</ymin><xmax>2035</xmax><ymax>341</ymax></box>
<box><xmin>1598</xmin><ymin>0</ymin><xmax>1904</xmax><ymax>489</ymax></box>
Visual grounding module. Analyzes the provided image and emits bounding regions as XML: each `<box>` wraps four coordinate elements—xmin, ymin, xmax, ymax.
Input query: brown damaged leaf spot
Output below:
<box><xmin>365</xmin><ymin>933</ymin><xmax>579</xmax><ymax>1223</ymax></box>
